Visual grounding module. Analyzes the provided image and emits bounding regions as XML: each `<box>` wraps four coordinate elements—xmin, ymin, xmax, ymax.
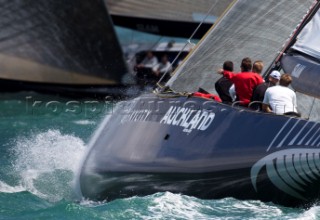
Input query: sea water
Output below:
<box><xmin>0</xmin><ymin>92</ymin><xmax>320</xmax><ymax>220</ymax></box>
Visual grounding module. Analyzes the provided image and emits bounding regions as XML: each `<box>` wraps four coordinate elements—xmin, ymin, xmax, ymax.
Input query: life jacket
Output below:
<box><xmin>193</xmin><ymin>92</ymin><xmax>222</xmax><ymax>102</ymax></box>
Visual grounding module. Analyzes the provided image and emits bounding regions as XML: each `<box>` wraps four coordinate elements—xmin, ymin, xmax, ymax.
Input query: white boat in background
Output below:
<box><xmin>106</xmin><ymin>0</ymin><xmax>233</xmax><ymax>38</ymax></box>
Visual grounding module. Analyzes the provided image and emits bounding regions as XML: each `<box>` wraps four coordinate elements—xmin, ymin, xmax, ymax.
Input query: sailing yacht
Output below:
<box><xmin>0</xmin><ymin>0</ymin><xmax>134</xmax><ymax>97</ymax></box>
<box><xmin>78</xmin><ymin>0</ymin><xmax>320</xmax><ymax>207</ymax></box>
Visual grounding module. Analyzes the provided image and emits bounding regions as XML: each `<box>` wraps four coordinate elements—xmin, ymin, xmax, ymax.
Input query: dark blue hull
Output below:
<box><xmin>78</xmin><ymin>93</ymin><xmax>320</xmax><ymax>207</ymax></box>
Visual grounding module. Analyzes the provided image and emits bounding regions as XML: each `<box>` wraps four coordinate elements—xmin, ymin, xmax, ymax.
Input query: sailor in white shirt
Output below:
<box><xmin>262</xmin><ymin>73</ymin><xmax>298</xmax><ymax>115</ymax></box>
<box><xmin>136</xmin><ymin>51</ymin><xmax>158</xmax><ymax>69</ymax></box>
<box><xmin>135</xmin><ymin>51</ymin><xmax>159</xmax><ymax>81</ymax></box>
<box><xmin>152</xmin><ymin>55</ymin><xmax>172</xmax><ymax>77</ymax></box>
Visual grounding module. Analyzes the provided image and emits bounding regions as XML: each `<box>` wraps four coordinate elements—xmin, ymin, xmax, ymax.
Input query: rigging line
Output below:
<box><xmin>307</xmin><ymin>97</ymin><xmax>317</xmax><ymax>120</ymax></box>
<box><xmin>155</xmin><ymin>1</ymin><xmax>218</xmax><ymax>89</ymax></box>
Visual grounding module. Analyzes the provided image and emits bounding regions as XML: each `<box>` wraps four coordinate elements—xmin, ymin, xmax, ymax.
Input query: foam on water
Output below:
<box><xmin>147</xmin><ymin>192</ymin><xmax>214</xmax><ymax>220</ymax></box>
<box><xmin>145</xmin><ymin>193</ymin><xmax>280</xmax><ymax>220</ymax></box>
<box><xmin>72</xmin><ymin>120</ymin><xmax>96</xmax><ymax>125</ymax></box>
<box><xmin>71</xmin><ymin>192</ymin><xmax>320</xmax><ymax>220</ymax></box>
<box><xmin>125</xmin><ymin>193</ymin><xmax>320</xmax><ymax>220</ymax></box>
<box><xmin>8</xmin><ymin>129</ymin><xmax>86</xmax><ymax>202</ymax></box>
<box><xmin>0</xmin><ymin>181</ymin><xmax>25</xmax><ymax>193</ymax></box>
<box><xmin>297</xmin><ymin>206</ymin><xmax>320</xmax><ymax>220</ymax></box>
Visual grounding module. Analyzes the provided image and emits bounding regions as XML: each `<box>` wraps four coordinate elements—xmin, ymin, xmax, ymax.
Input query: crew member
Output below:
<box><xmin>135</xmin><ymin>51</ymin><xmax>158</xmax><ymax>69</ymax></box>
<box><xmin>215</xmin><ymin>61</ymin><xmax>234</xmax><ymax>104</ymax></box>
<box><xmin>252</xmin><ymin>60</ymin><xmax>264</xmax><ymax>75</ymax></box>
<box><xmin>251</xmin><ymin>70</ymin><xmax>280</xmax><ymax>110</ymax></box>
<box><xmin>229</xmin><ymin>60</ymin><xmax>265</xmax><ymax>102</ymax></box>
<box><xmin>262</xmin><ymin>73</ymin><xmax>298</xmax><ymax>115</ymax></box>
<box><xmin>152</xmin><ymin>54</ymin><xmax>172</xmax><ymax>79</ymax></box>
<box><xmin>218</xmin><ymin>57</ymin><xmax>264</xmax><ymax>106</ymax></box>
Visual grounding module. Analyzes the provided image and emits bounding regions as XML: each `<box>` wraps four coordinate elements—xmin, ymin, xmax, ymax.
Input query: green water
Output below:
<box><xmin>0</xmin><ymin>92</ymin><xmax>319</xmax><ymax>220</ymax></box>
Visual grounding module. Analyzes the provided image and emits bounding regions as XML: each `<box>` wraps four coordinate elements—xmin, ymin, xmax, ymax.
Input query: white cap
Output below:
<box><xmin>270</xmin><ymin>70</ymin><xmax>281</xmax><ymax>80</ymax></box>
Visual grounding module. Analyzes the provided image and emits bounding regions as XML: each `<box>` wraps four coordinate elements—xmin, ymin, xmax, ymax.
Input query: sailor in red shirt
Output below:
<box><xmin>219</xmin><ymin>57</ymin><xmax>264</xmax><ymax>106</ymax></box>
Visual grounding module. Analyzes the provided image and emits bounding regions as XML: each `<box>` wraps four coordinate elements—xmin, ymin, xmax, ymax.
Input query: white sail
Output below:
<box><xmin>292</xmin><ymin>10</ymin><xmax>320</xmax><ymax>60</ymax></box>
<box><xmin>280</xmin><ymin>2</ymin><xmax>320</xmax><ymax>105</ymax></box>
<box><xmin>167</xmin><ymin>0</ymin><xmax>314</xmax><ymax>93</ymax></box>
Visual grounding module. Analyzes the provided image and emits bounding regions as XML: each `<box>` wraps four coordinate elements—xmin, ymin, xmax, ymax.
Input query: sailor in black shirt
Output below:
<box><xmin>250</xmin><ymin>70</ymin><xmax>280</xmax><ymax>110</ymax></box>
<box><xmin>215</xmin><ymin>61</ymin><xmax>234</xmax><ymax>104</ymax></box>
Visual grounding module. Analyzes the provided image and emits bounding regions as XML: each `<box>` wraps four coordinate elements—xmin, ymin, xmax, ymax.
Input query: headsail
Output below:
<box><xmin>281</xmin><ymin>2</ymin><xmax>320</xmax><ymax>98</ymax></box>
<box><xmin>167</xmin><ymin>0</ymin><xmax>314</xmax><ymax>93</ymax></box>
<box><xmin>0</xmin><ymin>0</ymin><xmax>129</xmax><ymax>86</ymax></box>
<box><xmin>106</xmin><ymin>0</ymin><xmax>233</xmax><ymax>38</ymax></box>
<box><xmin>292</xmin><ymin>7</ymin><xmax>320</xmax><ymax>60</ymax></box>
